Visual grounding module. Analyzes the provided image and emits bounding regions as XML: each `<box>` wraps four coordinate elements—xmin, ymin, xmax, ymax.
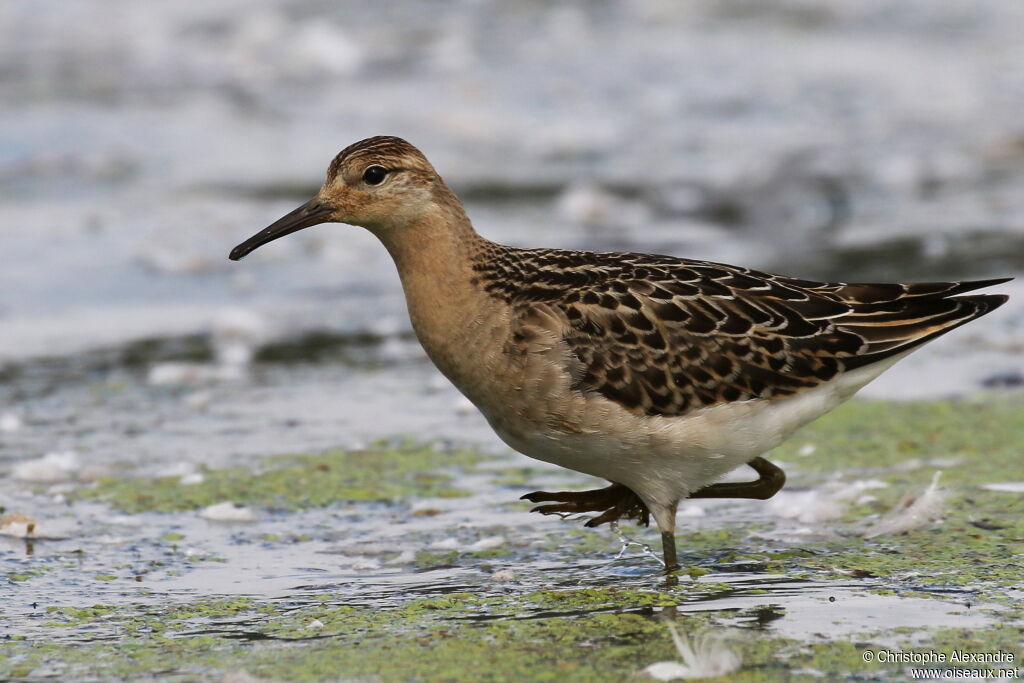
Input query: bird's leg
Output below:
<box><xmin>687</xmin><ymin>457</ymin><xmax>786</xmax><ymax>500</ymax></box>
<box><xmin>659</xmin><ymin>457</ymin><xmax>785</xmax><ymax>577</ymax></box>
<box><xmin>524</xmin><ymin>458</ymin><xmax>783</xmax><ymax>574</ymax></box>
<box><xmin>525</xmin><ymin>484</ymin><xmax>681</xmax><ymax>573</ymax></box>
<box><xmin>661</xmin><ymin>531</ymin><xmax>679</xmax><ymax>573</ymax></box>
<box><xmin>521</xmin><ymin>483</ymin><xmax>651</xmax><ymax>527</ymax></box>
<box><xmin>647</xmin><ymin>501</ymin><xmax>681</xmax><ymax>574</ymax></box>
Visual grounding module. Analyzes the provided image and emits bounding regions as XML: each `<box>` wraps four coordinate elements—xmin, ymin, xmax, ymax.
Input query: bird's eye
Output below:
<box><xmin>362</xmin><ymin>165</ymin><xmax>389</xmax><ymax>185</ymax></box>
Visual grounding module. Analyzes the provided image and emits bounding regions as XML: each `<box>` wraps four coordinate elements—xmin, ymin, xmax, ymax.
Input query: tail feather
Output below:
<box><xmin>831</xmin><ymin>277</ymin><xmax>1012</xmax><ymax>304</ymax></box>
<box><xmin>841</xmin><ymin>293</ymin><xmax>1008</xmax><ymax>371</ymax></box>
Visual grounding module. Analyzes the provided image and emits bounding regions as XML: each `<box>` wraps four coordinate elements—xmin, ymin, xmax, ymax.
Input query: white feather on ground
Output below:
<box><xmin>12</xmin><ymin>450</ymin><xmax>81</xmax><ymax>483</ymax></box>
<box><xmin>199</xmin><ymin>502</ymin><xmax>257</xmax><ymax>522</ymax></box>
<box><xmin>981</xmin><ymin>482</ymin><xmax>1024</xmax><ymax>493</ymax></box>
<box><xmin>467</xmin><ymin>536</ymin><xmax>505</xmax><ymax>551</ymax></box>
<box><xmin>766</xmin><ymin>479</ymin><xmax>888</xmax><ymax>525</ymax></box>
<box><xmin>859</xmin><ymin>471</ymin><xmax>947</xmax><ymax>538</ymax></box>
<box><xmin>640</xmin><ymin>623</ymin><xmax>741</xmax><ymax>681</ymax></box>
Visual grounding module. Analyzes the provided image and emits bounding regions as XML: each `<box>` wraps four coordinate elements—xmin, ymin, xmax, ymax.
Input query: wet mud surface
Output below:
<box><xmin>2</xmin><ymin>0</ymin><xmax>1024</xmax><ymax>679</ymax></box>
<box><xmin>2</xmin><ymin>396</ymin><xmax>1023</xmax><ymax>680</ymax></box>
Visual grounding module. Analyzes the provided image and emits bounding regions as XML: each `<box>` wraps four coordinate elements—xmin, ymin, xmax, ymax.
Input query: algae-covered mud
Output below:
<box><xmin>3</xmin><ymin>400</ymin><xmax>1023</xmax><ymax>681</ymax></box>
<box><xmin>3</xmin><ymin>0</ymin><xmax>1024</xmax><ymax>680</ymax></box>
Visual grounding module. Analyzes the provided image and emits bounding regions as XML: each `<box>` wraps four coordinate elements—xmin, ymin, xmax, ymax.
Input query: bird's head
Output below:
<box><xmin>229</xmin><ymin>136</ymin><xmax>452</xmax><ymax>260</ymax></box>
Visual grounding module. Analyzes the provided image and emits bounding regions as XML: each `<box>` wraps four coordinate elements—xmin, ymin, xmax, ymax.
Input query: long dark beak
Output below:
<box><xmin>229</xmin><ymin>198</ymin><xmax>335</xmax><ymax>261</ymax></box>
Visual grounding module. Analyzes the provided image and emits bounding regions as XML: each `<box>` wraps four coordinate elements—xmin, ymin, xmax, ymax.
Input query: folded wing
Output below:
<box><xmin>480</xmin><ymin>249</ymin><xmax>1009</xmax><ymax>417</ymax></box>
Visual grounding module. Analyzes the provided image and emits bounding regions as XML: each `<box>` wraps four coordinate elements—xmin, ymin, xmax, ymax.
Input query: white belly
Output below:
<box><xmin>485</xmin><ymin>353</ymin><xmax>905</xmax><ymax>510</ymax></box>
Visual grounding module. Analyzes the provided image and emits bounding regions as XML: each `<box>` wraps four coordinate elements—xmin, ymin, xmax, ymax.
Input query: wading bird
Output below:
<box><xmin>230</xmin><ymin>136</ymin><xmax>1009</xmax><ymax>571</ymax></box>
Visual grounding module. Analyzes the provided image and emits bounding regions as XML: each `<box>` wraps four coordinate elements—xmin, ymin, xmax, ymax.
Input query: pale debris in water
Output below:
<box><xmin>489</xmin><ymin>568</ymin><xmax>516</xmax><ymax>582</ymax></box>
<box><xmin>337</xmin><ymin>541</ymin><xmax>401</xmax><ymax>556</ymax></box>
<box><xmin>385</xmin><ymin>549</ymin><xmax>416</xmax><ymax>565</ymax></box>
<box><xmin>212</xmin><ymin>308</ymin><xmax>267</xmax><ymax>368</ymax></box>
<box><xmin>351</xmin><ymin>557</ymin><xmax>381</xmax><ymax>571</ymax></box>
<box><xmin>427</xmin><ymin>536</ymin><xmax>504</xmax><ymax>553</ymax></box>
<box><xmin>556</xmin><ymin>181</ymin><xmax>651</xmax><ymax>231</ymax></box>
<box><xmin>860</xmin><ymin>471</ymin><xmax>946</xmax><ymax>538</ymax></box>
<box><xmin>557</xmin><ymin>182</ymin><xmax>614</xmax><ymax>225</ymax></box>
<box><xmin>767</xmin><ymin>479</ymin><xmax>888</xmax><ymax>525</ymax></box>
<box><xmin>157</xmin><ymin>462</ymin><xmax>197</xmax><ymax>478</ymax></box>
<box><xmin>220</xmin><ymin>671</ymin><xmax>270</xmax><ymax>683</ymax></box>
<box><xmin>148</xmin><ymin>309</ymin><xmax>268</xmax><ymax>387</ymax></box>
<box><xmin>95</xmin><ymin>535</ymin><xmax>129</xmax><ymax>545</ymax></box>
<box><xmin>0</xmin><ymin>412</ymin><xmax>22</xmax><ymax>433</ymax></box>
<box><xmin>148</xmin><ymin>362</ymin><xmax>244</xmax><ymax>386</ymax></box>
<box><xmin>183</xmin><ymin>390</ymin><xmax>212</xmax><ymax>410</ymax></box>
<box><xmin>468</xmin><ymin>535</ymin><xmax>505</xmax><ymax>551</ymax></box>
<box><xmin>12</xmin><ymin>450</ymin><xmax>80</xmax><ymax>483</ymax></box>
<box><xmin>928</xmin><ymin>457</ymin><xmax>965</xmax><ymax>468</ymax></box>
<box><xmin>0</xmin><ymin>513</ymin><xmax>36</xmax><ymax>538</ymax></box>
<box><xmin>155</xmin><ymin>463</ymin><xmax>205</xmax><ymax>486</ymax></box>
<box><xmin>893</xmin><ymin>456</ymin><xmax>962</xmax><ymax>473</ymax></box>
<box><xmin>981</xmin><ymin>482</ymin><xmax>1024</xmax><ymax>493</ymax></box>
<box><xmin>797</xmin><ymin>443</ymin><xmax>816</xmax><ymax>457</ymax></box>
<box><xmin>452</xmin><ymin>396</ymin><xmax>476</xmax><ymax>415</ymax></box>
<box><xmin>677</xmin><ymin>503</ymin><xmax>705</xmax><ymax>518</ymax></box>
<box><xmin>200</xmin><ymin>502</ymin><xmax>257</xmax><ymax>522</ymax></box>
<box><xmin>641</xmin><ymin>623</ymin><xmax>741</xmax><ymax>680</ymax></box>
<box><xmin>106</xmin><ymin>515</ymin><xmax>143</xmax><ymax>527</ymax></box>
<box><xmin>791</xmin><ymin>667</ymin><xmax>828</xmax><ymax>677</ymax></box>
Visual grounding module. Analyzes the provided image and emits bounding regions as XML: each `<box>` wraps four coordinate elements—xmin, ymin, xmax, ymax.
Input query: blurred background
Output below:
<box><xmin>1</xmin><ymin>0</ymin><xmax>1023</xmax><ymax>472</ymax></box>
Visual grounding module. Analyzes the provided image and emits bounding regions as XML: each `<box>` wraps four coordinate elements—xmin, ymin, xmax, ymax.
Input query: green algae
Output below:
<box><xmin>768</xmin><ymin>491</ymin><xmax>1024</xmax><ymax>598</ymax></box>
<box><xmin>5</xmin><ymin>585</ymin><xmax>1021</xmax><ymax>681</ymax></box>
<box><xmin>6</xmin><ymin>399</ymin><xmax>1024</xmax><ymax>681</ymax></box>
<box><xmin>755</xmin><ymin>399</ymin><xmax>1024</xmax><ymax>601</ymax></box>
<box><xmin>489</xmin><ymin>399</ymin><xmax>1024</xmax><ymax>617</ymax></box>
<box><xmin>414</xmin><ymin>549</ymin><xmax>461</xmax><ymax>569</ymax></box>
<box><xmin>5</xmin><ymin>565</ymin><xmax>49</xmax><ymax>583</ymax></box>
<box><xmin>503</xmin><ymin>399</ymin><xmax>1024</xmax><ymax>608</ymax></box>
<box><xmin>773</xmin><ymin>397</ymin><xmax>1024</xmax><ymax>484</ymax></box>
<box><xmin>74</xmin><ymin>442</ymin><xmax>489</xmax><ymax>513</ymax></box>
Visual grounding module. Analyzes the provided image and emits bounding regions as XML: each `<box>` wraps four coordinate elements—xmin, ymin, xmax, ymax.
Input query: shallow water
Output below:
<box><xmin>3</xmin><ymin>384</ymin><xmax>1022</xmax><ymax>677</ymax></box>
<box><xmin>0</xmin><ymin>461</ymin><xmax>1006</xmax><ymax>641</ymax></box>
<box><xmin>2</xmin><ymin>1</ymin><xmax>1024</xmax><ymax>679</ymax></box>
